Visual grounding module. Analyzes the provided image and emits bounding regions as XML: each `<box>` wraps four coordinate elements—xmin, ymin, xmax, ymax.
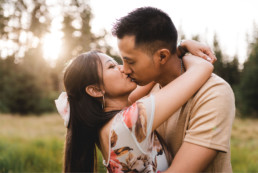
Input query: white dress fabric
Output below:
<box><xmin>103</xmin><ymin>95</ymin><xmax>169</xmax><ymax>173</ymax></box>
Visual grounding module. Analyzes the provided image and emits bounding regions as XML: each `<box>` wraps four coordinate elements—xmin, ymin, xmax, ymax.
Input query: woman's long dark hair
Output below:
<box><xmin>63</xmin><ymin>51</ymin><xmax>116</xmax><ymax>172</ymax></box>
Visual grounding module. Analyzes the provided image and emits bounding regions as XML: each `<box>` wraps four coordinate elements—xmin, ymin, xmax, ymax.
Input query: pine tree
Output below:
<box><xmin>239</xmin><ymin>27</ymin><xmax>258</xmax><ymax>117</ymax></box>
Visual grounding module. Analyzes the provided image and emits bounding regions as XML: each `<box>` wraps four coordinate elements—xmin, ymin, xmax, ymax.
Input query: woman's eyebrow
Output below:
<box><xmin>105</xmin><ymin>59</ymin><xmax>113</xmax><ymax>65</ymax></box>
<box><xmin>105</xmin><ymin>59</ymin><xmax>118</xmax><ymax>65</ymax></box>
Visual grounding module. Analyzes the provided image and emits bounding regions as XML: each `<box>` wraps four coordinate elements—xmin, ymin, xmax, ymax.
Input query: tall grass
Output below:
<box><xmin>0</xmin><ymin>114</ymin><xmax>257</xmax><ymax>172</ymax></box>
<box><xmin>0</xmin><ymin>137</ymin><xmax>63</xmax><ymax>172</ymax></box>
<box><xmin>0</xmin><ymin>114</ymin><xmax>106</xmax><ymax>172</ymax></box>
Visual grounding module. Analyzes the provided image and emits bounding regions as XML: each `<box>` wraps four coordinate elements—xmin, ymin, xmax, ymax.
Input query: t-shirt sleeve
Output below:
<box><xmin>184</xmin><ymin>78</ymin><xmax>235</xmax><ymax>152</ymax></box>
<box><xmin>122</xmin><ymin>95</ymin><xmax>155</xmax><ymax>151</ymax></box>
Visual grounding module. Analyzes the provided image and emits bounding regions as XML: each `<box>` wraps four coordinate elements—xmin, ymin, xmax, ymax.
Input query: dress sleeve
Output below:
<box><xmin>122</xmin><ymin>95</ymin><xmax>155</xmax><ymax>152</ymax></box>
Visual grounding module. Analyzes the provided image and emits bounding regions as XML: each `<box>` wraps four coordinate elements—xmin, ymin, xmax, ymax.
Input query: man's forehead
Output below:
<box><xmin>118</xmin><ymin>35</ymin><xmax>135</xmax><ymax>50</ymax></box>
<box><xmin>119</xmin><ymin>35</ymin><xmax>135</xmax><ymax>42</ymax></box>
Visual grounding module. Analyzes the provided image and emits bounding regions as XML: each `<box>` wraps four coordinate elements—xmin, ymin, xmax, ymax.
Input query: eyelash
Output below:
<box><xmin>109</xmin><ymin>64</ymin><xmax>116</xmax><ymax>69</ymax></box>
<box><xmin>127</xmin><ymin>61</ymin><xmax>134</xmax><ymax>65</ymax></box>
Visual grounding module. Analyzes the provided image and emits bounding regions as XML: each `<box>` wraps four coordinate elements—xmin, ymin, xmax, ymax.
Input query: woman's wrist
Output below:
<box><xmin>177</xmin><ymin>40</ymin><xmax>188</xmax><ymax>58</ymax></box>
<box><xmin>183</xmin><ymin>55</ymin><xmax>213</xmax><ymax>72</ymax></box>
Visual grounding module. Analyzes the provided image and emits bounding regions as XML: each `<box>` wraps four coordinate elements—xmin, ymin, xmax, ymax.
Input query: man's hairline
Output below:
<box><xmin>118</xmin><ymin>34</ymin><xmax>176</xmax><ymax>60</ymax></box>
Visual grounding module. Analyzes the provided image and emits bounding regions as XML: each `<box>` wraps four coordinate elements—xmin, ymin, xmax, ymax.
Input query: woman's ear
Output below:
<box><xmin>85</xmin><ymin>85</ymin><xmax>104</xmax><ymax>98</ymax></box>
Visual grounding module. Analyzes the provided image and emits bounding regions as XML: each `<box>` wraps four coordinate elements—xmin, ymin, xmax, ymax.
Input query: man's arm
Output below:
<box><xmin>164</xmin><ymin>142</ymin><xmax>217</xmax><ymax>173</ymax></box>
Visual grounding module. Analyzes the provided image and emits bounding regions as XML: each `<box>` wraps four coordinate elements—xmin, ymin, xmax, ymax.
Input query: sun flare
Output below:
<box><xmin>42</xmin><ymin>33</ymin><xmax>62</xmax><ymax>62</ymax></box>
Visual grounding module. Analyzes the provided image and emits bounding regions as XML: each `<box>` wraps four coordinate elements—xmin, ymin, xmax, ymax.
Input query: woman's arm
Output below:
<box><xmin>128</xmin><ymin>81</ymin><xmax>156</xmax><ymax>104</ymax></box>
<box><xmin>152</xmin><ymin>55</ymin><xmax>213</xmax><ymax>131</ymax></box>
<box><xmin>177</xmin><ymin>40</ymin><xmax>217</xmax><ymax>63</ymax></box>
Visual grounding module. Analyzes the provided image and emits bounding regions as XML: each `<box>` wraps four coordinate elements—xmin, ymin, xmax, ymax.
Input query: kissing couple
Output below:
<box><xmin>55</xmin><ymin>7</ymin><xmax>235</xmax><ymax>173</ymax></box>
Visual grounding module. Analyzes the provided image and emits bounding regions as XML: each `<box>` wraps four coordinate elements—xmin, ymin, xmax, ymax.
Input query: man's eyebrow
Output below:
<box><xmin>123</xmin><ymin>57</ymin><xmax>132</xmax><ymax>61</ymax></box>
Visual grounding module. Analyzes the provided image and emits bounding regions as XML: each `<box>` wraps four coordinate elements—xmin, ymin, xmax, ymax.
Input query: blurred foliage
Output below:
<box><xmin>237</xmin><ymin>26</ymin><xmax>258</xmax><ymax>117</ymax></box>
<box><xmin>190</xmin><ymin>29</ymin><xmax>258</xmax><ymax>118</ymax></box>
<box><xmin>0</xmin><ymin>56</ymin><xmax>54</xmax><ymax>114</ymax></box>
<box><xmin>212</xmin><ymin>31</ymin><xmax>258</xmax><ymax>118</ymax></box>
<box><xmin>0</xmin><ymin>0</ymin><xmax>115</xmax><ymax>114</ymax></box>
<box><xmin>212</xmin><ymin>34</ymin><xmax>241</xmax><ymax>88</ymax></box>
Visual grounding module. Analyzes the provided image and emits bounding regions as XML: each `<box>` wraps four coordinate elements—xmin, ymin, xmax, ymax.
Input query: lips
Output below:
<box><xmin>127</xmin><ymin>75</ymin><xmax>136</xmax><ymax>82</ymax></box>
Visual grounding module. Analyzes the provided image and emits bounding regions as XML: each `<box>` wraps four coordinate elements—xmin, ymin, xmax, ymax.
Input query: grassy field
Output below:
<box><xmin>231</xmin><ymin>118</ymin><xmax>258</xmax><ymax>172</ymax></box>
<box><xmin>0</xmin><ymin>114</ymin><xmax>257</xmax><ymax>172</ymax></box>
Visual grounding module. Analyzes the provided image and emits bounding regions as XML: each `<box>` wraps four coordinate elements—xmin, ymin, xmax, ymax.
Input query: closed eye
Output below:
<box><xmin>124</xmin><ymin>60</ymin><xmax>134</xmax><ymax>65</ymax></box>
<box><xmin>108</xmin><ymin>62</ymin><xmax>118</xmax><ymax>69</ymax></box>
<box><xmin>127</xmin><ymin>61</ymin><xmax>134</xmax><ymax>65</ymax></box>
<box><xmin>109</xmin><ymin>64</ymin><xmax>116</xmax><ymax>69</ymax></box>
<box><xmin>123</xmin><ymin>57</ymin><xmax>135</xmax><ymax>65</ymax></box>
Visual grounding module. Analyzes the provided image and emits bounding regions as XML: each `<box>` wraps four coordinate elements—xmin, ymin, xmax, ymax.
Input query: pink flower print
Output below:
<box><xmin>123</xmin><ymin>103</ymin><xmax>138</xmax><ymax>130</ymax></box>
<box><xmin>108</xmin><ymin>150</ymin><xmax>123</xmax><ymax>173</ymax></box>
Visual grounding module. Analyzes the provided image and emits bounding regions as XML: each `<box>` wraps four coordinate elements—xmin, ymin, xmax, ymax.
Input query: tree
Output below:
<box><xmin>224</xmin><ymin>55</ymin><xmax>240</xmax><ymax>87</ymax></box>
<box><xmin>238</xmin><ymin>26</ymin><xmax>258</xmax><ymax>117</ymax></box>
<box><xmin>212</xmin><ymin>34</ymin><xmax>240</xmax><ymax>87</ymax></box>
<box><xmin>0</xmin><ymin>56</ymin><xmax>54</xmax><ymax>114</ymax></box>
<box><xmin>213</xmin><ymin>34</ymin><xmax>226</xmax><ymax>77</ymax></box>
<box><xmin>0</xmin><ymin>0</ymin><xmax>112</xmax><ymax>114</ymax></box>
<box><xmin>191</xmin><ymin>34</ymin><xmax>200</xmax><ymax>41</ymax></box>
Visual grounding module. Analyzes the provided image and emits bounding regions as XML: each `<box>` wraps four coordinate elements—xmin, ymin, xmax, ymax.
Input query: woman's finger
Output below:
<box><xmin>205</xmin><ymin>49</ymin><xmax>217</xmax><ymax>63</ymax></box>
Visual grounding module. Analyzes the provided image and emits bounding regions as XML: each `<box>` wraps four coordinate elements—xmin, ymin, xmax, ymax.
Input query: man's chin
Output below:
<box><xmin>135</xmin><ymin>80</ymin><xmax>149</xmax><ymax>86</ymax></box>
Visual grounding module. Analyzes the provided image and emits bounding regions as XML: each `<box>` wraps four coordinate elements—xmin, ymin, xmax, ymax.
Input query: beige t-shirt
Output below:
<box><xmin>154</xmin><ymin>73</ymin><xmax>235</xmax><ymax>172</ymax></box>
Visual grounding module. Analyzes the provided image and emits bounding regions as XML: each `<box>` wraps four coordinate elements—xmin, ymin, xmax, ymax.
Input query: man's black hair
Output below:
<box><xmin>112</xmin><ymin>7</ymin><xmax>178</xmax><ymax>55</ymax></box>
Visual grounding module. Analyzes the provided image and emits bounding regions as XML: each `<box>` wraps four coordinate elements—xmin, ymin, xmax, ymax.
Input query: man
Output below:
<box><xmin>112</xmin><ymin>7</ymin><xmax>235</xmax><ymax>172</ymax></box>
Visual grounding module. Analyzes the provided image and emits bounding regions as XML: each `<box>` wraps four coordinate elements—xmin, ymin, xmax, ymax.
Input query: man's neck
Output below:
<box><xmin>156</xmin><ymin>54</ymin><xmax>182</xmax><ymax>87</ymax></box>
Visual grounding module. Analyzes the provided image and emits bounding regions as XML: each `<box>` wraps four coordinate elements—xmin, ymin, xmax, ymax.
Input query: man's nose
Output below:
<box><xmin>123</xmin><ymin>63</ymin><xmax>132</xmax><ymax>75</ymax></box>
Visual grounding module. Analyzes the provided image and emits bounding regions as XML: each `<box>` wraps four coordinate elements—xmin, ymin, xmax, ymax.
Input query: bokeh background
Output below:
<box><xmin>0</xmin><ymin>0</ymin><xmax>258</xmax><ymax>172</ymax></box>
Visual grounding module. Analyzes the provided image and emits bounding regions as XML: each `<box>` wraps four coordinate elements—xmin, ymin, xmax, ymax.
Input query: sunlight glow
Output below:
<box><xmin>42</xmin><ymin>32</ymin><xmax>62</xmax><ymax>62</ymax></box>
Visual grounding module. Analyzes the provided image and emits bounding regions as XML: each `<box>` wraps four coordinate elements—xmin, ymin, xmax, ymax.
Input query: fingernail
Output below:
<box><xmin>207</xmin><ymin>57</ymin><xmax>211</xmax><ymax>61</ymax></box>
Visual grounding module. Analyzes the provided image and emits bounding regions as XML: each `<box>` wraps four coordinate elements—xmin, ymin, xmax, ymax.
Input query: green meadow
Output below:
<box><xmin>0</xmin><ymin>114</ymin><xmax>257</xmax><ymax>172</ymax></box>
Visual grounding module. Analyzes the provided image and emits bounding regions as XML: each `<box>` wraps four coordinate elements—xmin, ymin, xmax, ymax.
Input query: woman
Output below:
<box><xmin>55</xmin><ymin>50</ymin><xmax>213</xmax><ymax>172</ymax></box>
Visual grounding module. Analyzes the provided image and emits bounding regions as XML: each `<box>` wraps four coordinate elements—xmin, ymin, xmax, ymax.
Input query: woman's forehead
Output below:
<box><xmin>99</xmin><ymin>53</ymin><xmax>115</xmax><ymax>63</ymax></box>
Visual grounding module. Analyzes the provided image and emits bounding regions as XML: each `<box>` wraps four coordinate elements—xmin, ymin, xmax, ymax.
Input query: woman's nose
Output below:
<box><xmin>118</xmin><ymin>65</ymin><xmax>124</xmax><ymax>73</ymax></box>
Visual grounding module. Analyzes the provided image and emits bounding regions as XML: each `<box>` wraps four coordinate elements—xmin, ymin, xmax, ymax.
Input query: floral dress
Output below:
<box><xmin>103</xmin><ymin>95</ymin><xmax>169</xmax><ymax>173</ymax></box>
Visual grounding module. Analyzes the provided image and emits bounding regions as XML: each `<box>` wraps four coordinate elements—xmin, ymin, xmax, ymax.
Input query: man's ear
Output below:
<box><xmin>85</xmin><ymin>85</ymin><xmax>104</xmax><ymax>98</ymax></box>
<box><xmin>155</xmin><ymin>49</ymin><xmax>170</xmax><ymax>65</ymax></box>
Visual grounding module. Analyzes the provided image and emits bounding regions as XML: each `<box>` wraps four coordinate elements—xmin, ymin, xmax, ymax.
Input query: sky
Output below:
<box><xmin>89</xmin><ymin>0</ymin><xmax>258</xmax><ymax>64</ymax></box>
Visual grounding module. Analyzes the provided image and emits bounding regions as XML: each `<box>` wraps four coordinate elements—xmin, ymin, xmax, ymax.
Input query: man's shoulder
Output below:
<box><xmin>196</xmin><ymin>73</ymin><xmax>234</xmax><ymax>97</ymax></box>
<box><xmin>190</xmin><ymin>73</ymin><xmax>235</xmax><ymax>110</ymax></box>
<box><xmin>202</xmin><ymin>73</ymin><xmax>231</xmax><ymax>89</ymax></box>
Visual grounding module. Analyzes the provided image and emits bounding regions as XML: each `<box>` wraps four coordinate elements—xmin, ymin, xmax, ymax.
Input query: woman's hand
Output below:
<box><xmin>177</xmin><ymin>40</ymin><xmax>217</xmax><ymax>64</ymax></box>
<box><xmin>183</xmin><ymin>54</ymin><xmax>214</xmax><ymax>70</ymax></box>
